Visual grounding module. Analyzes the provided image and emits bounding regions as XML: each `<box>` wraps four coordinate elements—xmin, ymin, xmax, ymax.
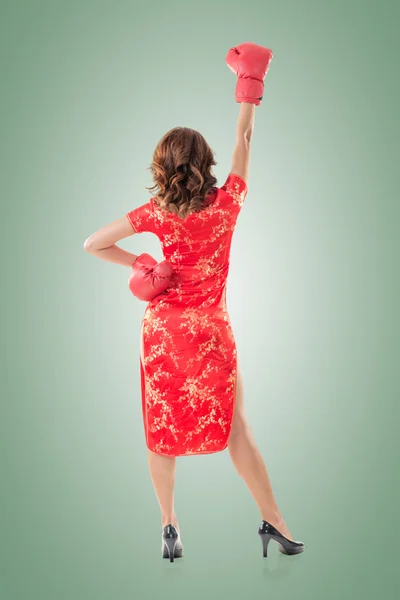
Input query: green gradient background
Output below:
<box><xmin>1</xmin><ymin>1</ymin><xmax>398</xmax><ymax>598</ymax></box>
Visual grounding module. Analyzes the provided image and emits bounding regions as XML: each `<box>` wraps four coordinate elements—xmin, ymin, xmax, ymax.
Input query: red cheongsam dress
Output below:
<box><xmin>126</xmin><ymin>173</ymin><xmax>248</xmax><ymax>456</ymax></box>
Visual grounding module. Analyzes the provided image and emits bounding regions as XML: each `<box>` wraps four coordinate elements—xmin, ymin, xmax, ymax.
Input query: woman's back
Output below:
<box><xmin>126</xmin><ymin>172</ymin><xmax>248</xmax><ymax>311</ymax></box>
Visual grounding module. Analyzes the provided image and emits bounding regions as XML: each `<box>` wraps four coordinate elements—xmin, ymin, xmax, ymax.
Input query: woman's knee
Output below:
<box><xmin>228</xmin><ymin>412</ymin><xmax>250</xmax><ymax>441</ymax></box>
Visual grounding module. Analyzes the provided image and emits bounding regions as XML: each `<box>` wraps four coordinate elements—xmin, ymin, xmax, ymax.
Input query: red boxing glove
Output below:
<box><xmin>129</xmin><ymin>253</ymin><xmax>174</xmax><ymax>301</ymax></box>
<box><xmin>226</xmin><ymin>42</ymin><xmax>273</xmax><ymax>106</ymax></box>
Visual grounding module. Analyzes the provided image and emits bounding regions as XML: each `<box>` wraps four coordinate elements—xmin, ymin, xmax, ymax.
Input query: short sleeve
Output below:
<box><xmin>125</xmin><ymin>199</ymin><xmax>156</xmax><ymax>234</ymax></box>
<box><xmin>219</xmin><ymin>173</ymin><xmax>248</xmax><ymax>209</ymax></box>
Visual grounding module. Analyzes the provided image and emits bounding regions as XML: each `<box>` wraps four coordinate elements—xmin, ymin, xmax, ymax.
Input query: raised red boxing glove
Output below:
<box><xmin>226</xmin><ymin>42</ymin><xmax>273</xmax><ymax>106</ymax></box>
<box><xmin>129</xmin><ymin>253</ymin><xmax>174</xmax><ymax>301</ymax></box>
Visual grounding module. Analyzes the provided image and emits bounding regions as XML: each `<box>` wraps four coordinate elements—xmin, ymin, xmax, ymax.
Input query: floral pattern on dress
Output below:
<box><xmin>126</xmin><ymin>173</ymin><xmax>248</xmax><ymax>456</ymax></box>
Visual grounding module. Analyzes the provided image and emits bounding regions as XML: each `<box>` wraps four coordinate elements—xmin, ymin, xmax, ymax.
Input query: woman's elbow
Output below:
<box><xmin>83</xmin><ymin>236</ymin><xmax>96</xmax><ymax>252</ymax></box>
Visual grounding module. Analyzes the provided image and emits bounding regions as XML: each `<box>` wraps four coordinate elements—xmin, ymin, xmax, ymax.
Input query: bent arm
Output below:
<box><xmin>230</xmin><ymin>102</ymin><xmax>255</xmax><ymax>184</ymax></box>
<box><xmin>83</xmin><ymin>215</ymin><xmax>139</xmax><ymax>266</ymax></box>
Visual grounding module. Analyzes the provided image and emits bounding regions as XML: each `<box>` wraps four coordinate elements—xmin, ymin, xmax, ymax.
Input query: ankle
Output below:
<box><xmin>162</xmin><ymin>515</ymin><xmax>179</xmax><ymax>529</ymax></box>
<box><xmin>262</xmin><ymin>510</ymin><xmax>284</xmax><ymax>527</ymax></box>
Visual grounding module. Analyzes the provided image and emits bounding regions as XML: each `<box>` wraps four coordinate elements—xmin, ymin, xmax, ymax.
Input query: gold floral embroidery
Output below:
<box><xmin>135</xmin><ymin>175</ymin><xmax>246</xmax><ymax>456</ymax></box>
<box><xmin>223</xmin><ymin>177</ymin><xmax>247</xmax><ymax>208</ymax></box>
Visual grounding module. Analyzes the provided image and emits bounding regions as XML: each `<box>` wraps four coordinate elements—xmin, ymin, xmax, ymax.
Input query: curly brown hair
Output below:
<box><xmin>145</xmin><ymin>127</ymin><xmax>218</xmax><ymax>219</ymax></box>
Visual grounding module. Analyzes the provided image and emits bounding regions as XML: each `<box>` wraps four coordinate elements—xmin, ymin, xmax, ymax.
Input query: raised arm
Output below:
<box><xmin>225</xmin><ymin>42</ymin><xmax>273</xmax><ymax>186</ymax></box>
<box><xmin>230</xmin><ymin>103</ymin><xmax>255</xmax><ymax>185</ymax></box>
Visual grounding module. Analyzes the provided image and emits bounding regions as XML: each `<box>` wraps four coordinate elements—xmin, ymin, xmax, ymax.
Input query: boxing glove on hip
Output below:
<box><xmin>226</xmin><ymin>42</ymin><xmax>273</xmax><ymax>105</ymax></box>
<box><xmin>129</xmin><ymin>253</ymin><xmax>174</xmax><ymax>301</ymax></box>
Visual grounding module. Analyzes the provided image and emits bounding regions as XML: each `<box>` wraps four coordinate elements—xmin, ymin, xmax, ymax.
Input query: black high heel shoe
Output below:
<box><xmin>258</xmin><ymin>520</ymin><xmax>304</xmax><ymax>558</ymax></box>
<box><xmin>162</xmin><ymin>524</ymin><xmax>183</xmax><ymax>562</ymax></box>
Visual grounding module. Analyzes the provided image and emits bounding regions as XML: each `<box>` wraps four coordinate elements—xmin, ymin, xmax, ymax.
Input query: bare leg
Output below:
<box><xmin>147</xmin><ymin>449</ymin><xmax>180</xmax><ymax>531</ymax></box>
<box><xmin>227</xmin><ymin>360</ymin><xmax>294</xmax><ymax>541</ymax></box>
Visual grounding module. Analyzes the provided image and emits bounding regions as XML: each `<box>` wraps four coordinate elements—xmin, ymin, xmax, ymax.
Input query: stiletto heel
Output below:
<box><xmin>162</xmin><ymin>524</ymin><xmax>183</xmax><ymax>562</ymax></box>
<box><xmin>258</xmin><ymin>532</ymin><xmax>272</xmax><ymax>557</ymax></box>
<box><xmin>258</xmin><ymin>520</ymin><xmax>304</xmax><ymax>558</ymax></box>
<box><xmin>164</xmin><ymin>536</ymin><xmax>177</xmax><ymax>562</ymax></box>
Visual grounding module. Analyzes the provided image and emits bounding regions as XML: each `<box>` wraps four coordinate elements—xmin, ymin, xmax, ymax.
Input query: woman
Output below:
<box><xmin>84</xmin><ymin>43</ymin><xmax>304</xmax><ymax>562</ymax></box>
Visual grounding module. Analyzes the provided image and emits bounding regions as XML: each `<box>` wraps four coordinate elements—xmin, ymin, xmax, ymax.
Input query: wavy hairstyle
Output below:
<box><xmin>145</xmin><ymin>127</ymin><xmax>218</xmax><ymax>219</ymax></box>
